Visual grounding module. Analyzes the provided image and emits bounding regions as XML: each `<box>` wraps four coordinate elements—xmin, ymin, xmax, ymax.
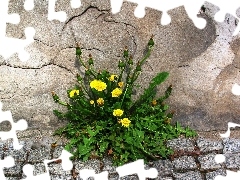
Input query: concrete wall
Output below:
<box><xmin>1</xmin><ymin>0</ymin><xmax>240</xmax><ymax>131</ymax></box>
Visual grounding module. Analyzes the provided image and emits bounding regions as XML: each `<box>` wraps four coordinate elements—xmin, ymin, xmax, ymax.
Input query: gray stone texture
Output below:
<box><xmin>2</xmin><ymin>133</ymin><xmax>240</xmax><ymax>179</ymax></box>
<box><xmin>224</xmin><ymin>153</ymin><xmax>240</xmax><ymax>169</ymax></box>
<box><xmin>197</xmin><ymin>137</ymin><xmax>223</xmax><ymax>152</ymax></box>
<box><xmin>173</xmin><ymin>171</ymin><xmax>203</xmax><ymax>180</ymax></box>
<box><xmin>198</xmin><ymin>154</ymin><xmax>223</xmax><ymax>170</ymax></box>
<box><xmin>223</xmin><ymin>138</ymin><xmax>240</xmax><ymax>153</ymax></box>
<box><xmin>166</xmin><ymin>138</ymin><xmax>195</xmax><ymax>152</ymax></box>
<box><xmin>0</xmin><ymin>0</ymin><xmax>240</xmax><ymax>137</ymax></box>
<box><xmin>172</xmin><ymin>156</ymin><xmax>197</xmax><ymax>171</ymax></box>
<box><xmin>205</xmin><ymin>169</ymin><xmax>227</xmax><ymax>180</ymax></box>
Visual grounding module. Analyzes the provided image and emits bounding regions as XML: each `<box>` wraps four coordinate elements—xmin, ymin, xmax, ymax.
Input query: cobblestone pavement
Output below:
<box><xmin>1</xmin><ymin>128</ymin><xmax>240</xmax><ymax>180</ymax></box>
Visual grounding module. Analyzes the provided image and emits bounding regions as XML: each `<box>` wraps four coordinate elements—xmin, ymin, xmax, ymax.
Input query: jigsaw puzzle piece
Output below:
<box><xmin>111</xmin><ymin>0</ymin><xmax>206</xmax><ymax>28</ymax></box>
<box><xmin>0</xmin><ymin>156</ymin><xmax>15</xmax><ymax>180</ymax></box>
<box><xmin>22</xmin><ymin>149</ymin><xmax>73</xmax><ymax>179</ymax></box>
<box><xmin>0</xmin><ymin>0</ymin><xmax>35</xmax><ymax>61</ymax></box>
<box><xmin>116</xmin><ymin>159</ymin><xmax>158</xmax><ymax>180</ymax></box>
<box><xmin>0</xmin><ymin>101</ymin><xmax>28</xmax><ymax>150</ymax></box>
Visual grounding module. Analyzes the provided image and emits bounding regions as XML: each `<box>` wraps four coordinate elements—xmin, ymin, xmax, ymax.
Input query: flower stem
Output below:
<box><xmin>120</xmin><ymin>84</ymin><xmax>129</xmax><ymax>108</ymax></box>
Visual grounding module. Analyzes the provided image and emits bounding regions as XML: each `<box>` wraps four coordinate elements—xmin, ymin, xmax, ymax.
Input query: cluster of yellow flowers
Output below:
<box><xmin>69</xmin><ymin>75</ymin><xmax>130</xmax><ymax>127</ymax></box>
<box><xmin>113</xmin><ymin>109</ymin><xmax>131</xmax><ymax>127</ymax></box>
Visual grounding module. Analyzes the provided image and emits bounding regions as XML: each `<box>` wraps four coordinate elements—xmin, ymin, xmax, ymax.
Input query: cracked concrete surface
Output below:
<box><xmin>0</xmin><ymin>0</ymin><xmax>240</xmax><ymax>131</ymax></box>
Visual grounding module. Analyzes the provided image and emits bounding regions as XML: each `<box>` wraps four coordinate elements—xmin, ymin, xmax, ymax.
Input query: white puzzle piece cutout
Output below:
<box><xmin>24</xmin><ymin>0</ymin><xmax>34</xmax><ymax>11</ymax></box>
<box><xmin>111</xmin><ymin>0</ymin><xmax>240</xmax><ymax>34</ymax></box>
<box><xmin>0</xmin><ymin>0</ymin><xmax>35</xmax><ymax>62</ymax></box>
<box><xmin>70</xmin><ymin>0</ymin><xmax>81</xmax><ymax>9</ymax></box>
<box><xmin>116</xmin><ymin>159</ymin><xmax>158</xmax><ymax>180</ymax></box>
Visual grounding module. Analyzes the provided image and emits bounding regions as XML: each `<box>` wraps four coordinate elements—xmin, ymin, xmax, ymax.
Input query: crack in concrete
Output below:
<box><xmin>62</xmin><ymin>5</ymin><xmax>110</xmax><ymax>32</ymax></box>
<box><xmin>0</xmin><ymin>62</ymin><xmax>74</xmax><ymax>75</ymax></box>
<box><xmin>61</xmin><ymin>5</ymin><xmax>138</xmax><ymax>58</ymax></box>
<box><xmin>33</xmin><ymin>38</ymin><xmax>55</xmax><ymax>48</ymax></box>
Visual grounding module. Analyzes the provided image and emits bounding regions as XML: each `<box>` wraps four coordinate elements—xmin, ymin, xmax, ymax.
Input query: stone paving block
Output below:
<box><xmin>223</xmin><ymin>138</ymin><xmax>240</xmax><ymax>153</ymax></box>
<box><xmin>173</xmin><ymin>171</ymin><xmax>203</xmax><ymax>180</ymax></box>
<box><xmin>166</xmin><ymin>138</ymin><xmax>195</xmax><ymax>152</ymax></box>
<box><xmin>150</xmin><ymin>177</ymin><xmax>173</xmax><ymax>180</ymax></box>
<box><xmin>108</xmin><ymin>172</ymin><xmax>119</xmax><ymax>180</ymax></box>
<box><xmin>224</xmin><ymin>153</ymin><xmax>240</xmax><ymax>169</ymax></box>
<box><xmin>19</xmin><ymin>140</ymin><xmax>34</xmax><ymax>151</ymax></box>
<box><xmin>51</xmin><ymin>174</ymin><xmax>72</xmax><ymax>180</ymax></box>
<box><xmin>75</xmin><ymin>159</ymin><xmax>101</xmax><ymax>174</ymax></box>
<box><xmin>120</xmin><ymin>174</ymin><xmax>139</xmax><ymax>180</ymax></box>
<box><xmin>205</xmin><ymin>169</ymin><xmax>227</xmax><ymax>180</ymax></box>
<box><xmin>47</xmin><ymin>163</ymin><xmax>72</xmax><ymax>175</ymax></box>
<box><xmin>27</xmin><ymin>146</ymin><xmax>51</xmax><ymax>163</ymax></box>
<box><xmin>0</xmin><ymin>141</ymin><xmax>4</xmax><ymax>158</ymax></box>
<box><xmin>2</xmin><ymin>139</ymin><xmax>14</xmax><ymax>154</ymax></box>
<box><xmin>145</xmin><ymin>159</ymin><xmax>173</xmax><ymax>177</ymax></box>
<box><xmin>5</xmin><ymin>177</ymin><xmax>22</xmax><ymax>180</ymax></box>
<box><xmin>52</xmin><ymin>145</ymin><xmax>64</xmax><ymax>159</ymax></box>
<box><xmin>4</xmin><ymin>148</ymin><xmax>28</xmax><ymax>163</ymax></box>
<box><xmin>197</xmin><ymin>137</ymin><xmax>223</xmax><ymax>152</ymax></box>
<box><xmin>198</xmin><ymin>154</ymin><xmax>222</xmax><ymax>170</ymax></box>
<box><xmin>3</xmin><ymin>162</ymin><xmax>23</xmax><ymax>176</ymax></box>
<box><xmin>102</xmin><ymin>156</ymin><xmax>116</xmax><ymax>173</ymax></box>
<box><xmin>172</xmin><ymin>156</ymin><xmax>197</xmax><ymax>171</ymax></box>
<box><xmin>33</xmin><ymin>162</ymin><xmax>46</xmax><ymax>176</ymax></box>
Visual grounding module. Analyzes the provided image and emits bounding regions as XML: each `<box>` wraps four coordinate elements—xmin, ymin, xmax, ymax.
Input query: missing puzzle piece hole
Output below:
<box><xmin>214</xmin><ymin>11</ymin><xmax>227</xmax><ymax>23</ymax></box>
<box><xmin>161</xmin><ymin>12</ymin><xmax>171</xmax><ymax>25</ymax></box>
<box><xmin>24</xmin><ymin>0</ymin><xmax>34</xmax><ymax>11</ymax></box>
<box><xmin>0</xmin><ymin>120</ymin><xmax>12</xmax><ymax>132</ymax></box>
<box><xmin>215</xmin><ymin>154</ymin><xmax>225</xmax><ymax>164</ymax></box>
<box><xmin>134</xmin><ymin>4</ymin><xmax>146</xmax><ymax>18</ymax></box>
<box><xmin>70</xmin><ymin>0</ymin><xmax>81</xmax><ymax>9</ymax></box>
<box><xmin>110</xmin><ymin>0</ymin><xmax>124</xmax><ymax>14</ymax></box>
<box><xmin>7</xmin><ymin>13</ymin><xmax>20</xmax><ymax>25</ymax></box>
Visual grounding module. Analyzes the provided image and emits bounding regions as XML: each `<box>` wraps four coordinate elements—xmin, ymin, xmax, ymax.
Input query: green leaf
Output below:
<box><xmin>131</xmin><ymin>72</ymin><xmax>169</xmax><ymax>111</ymax></box>
<box><xmin>100</xmin><ymin>142</ymin><xmax>109</xmax><ymax>153</ymax></box>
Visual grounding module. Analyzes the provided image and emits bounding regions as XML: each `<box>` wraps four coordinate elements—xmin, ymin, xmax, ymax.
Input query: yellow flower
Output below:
<box><xmin>113</xmin><ymin>109</ymin><xmax>124</xmax><ymax>117</ymax></box>
<box><xmin>69</xmin><ymin>89</ymin><xmax>79</xmax><ymax>98</ymax></box>
<box><xmin>90</xmin><ymin>100</ymin><xmax>94</xmax><ymax>105</ymax></box>
<box><xmin>120</xmin><ymin>118</ymin><xmax>131</xmax><ymax>127</ymax></box>
<box><xmin>118</xmin><ymin>82</ymin><xmax>124</xmax><ymax>88</ymax></box>
<box><xmin>111</xmin><ymin>88</ymin><xmax>122</xmax><ymax>97</ymax></box>
<box><xmin>152</xmin><ymin>100</ymin><xmax>157</xmax><ymax>106</ymax></box>
<box><xmin>97</xmin><ymin>98</ymin><xmax>104</xmax><ymax>106</ymax></box>
<box><xmin>109</xmin><ymin>75</ymin><xmax>117</xmax><ymax>81</ymax></box>
<box><xmin>90</xmin><ymin>79</ymin><xmax>107</xmax><ymax>91</ymax></box>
